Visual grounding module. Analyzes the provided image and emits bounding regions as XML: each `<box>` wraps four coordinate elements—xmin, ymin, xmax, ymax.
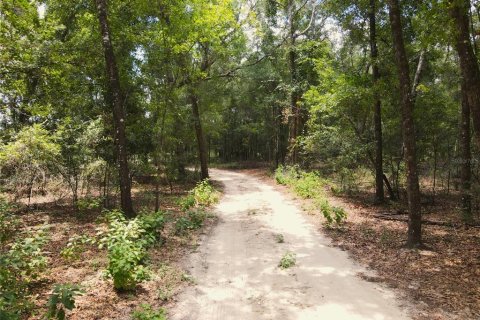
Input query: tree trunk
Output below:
<box><xmin>388</xmin><ymin>0</ymin><xmax>422</xmax><ymax>247</ymax></box>
<box><xmin>369</xmin><ymin>0</ymin><xmax>384</xmax><ymax>203</ymax></box>
<box><xmin>95</xmin><ymin>0</ymin><xmax>134</xmax><ymax>217</ymax></box>
<box><xmin>450</xmin><ymin>0</ymin><xmax>480</xmax><ymax>146</ymax></box>
<box><xmin>460</xmin><ymin>79</ymin><xmax>472</xmax><ymax>221</ymax></box>
<box><xmin>189</xmin><ymin>88</ymin><xmax>209</xmax><ymax>180</ymax></box>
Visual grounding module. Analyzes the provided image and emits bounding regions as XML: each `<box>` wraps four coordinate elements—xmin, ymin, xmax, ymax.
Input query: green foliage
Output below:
<box><xmin>293</xmin><ymin>172</ymin><xmax>326</xmax><ymax>199</ymax></box>
<box><xmin>45</xmin><ymin>284</ymin><xmax>84</xmax><ymax>320</ymax></box>
<box><xmin>275</xmin><ymin>233</ymin><xmax>284</xmax><ymax>243</ymax></box>
<box><xmin>76</xmin><ymin>197</ymin><xmax>102</xmax><ymax>211</ymax></box>
<box><xmin>60</xmin><ymin>235</ymin><xmax>96</xmax><ymax>262</ymax></box>
<box><xmin>178</xmin><ymin>179</ymin><xmax>219</xmax><ymax>212</ymax></box>
<box><xmin>193</xmin><ymin>179</ymin><xmax>219</xmax><ymax>207</ymax></box>
<box><xmin>319</xmin><ymin>199</ymin><xmax>347</xmax><ymax>228</ymax></box>
<box><xmin>132</xmin><ymin>304</ymin><xmax>167</xmax><ymax>320</ymax></box>
<box><xmin>0</xmin><ymin>225</ymin><xmax>49</xmax><ymax>318</ymax></box>
<box><xmin>278</xmin><ymin>251</ymin><xmax>296</xmax><ymax>269</ymax></box>
<box><xmin>274</xmin><ymin>165</ymin><xmax>299</xmax><ymax>185</ymax></box>
<box><xmin>0</xmin><ymin>125</ymin><xmax>60</xmax><ymax>198</ymax></box>
<box><xmin>178</xmin><ymin>194</ymin><xmax>195</xmax><ymax>211</ymax></box>
<box><xmin>98</xmin><ymin>210</ymin><xmax>166</xmax><ymax>290</ymax></box>
<box><xmin>275</xmin><ymin>166</ymin><xmax>348</xmax><ymax>228</ymax></box>
<box><xmin>0</xmin><ymin>199</ymin><xmax>19</xmax><ymax>243</ymax></box>
<box><xmin>175</xmin><ymin>209</ymin><xmax>208</xmax><ymax>236</ymax></box>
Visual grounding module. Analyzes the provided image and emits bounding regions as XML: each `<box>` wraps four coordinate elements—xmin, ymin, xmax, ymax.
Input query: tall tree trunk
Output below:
<box><xmin>288</xmin><ymin>20</ymin><xmax>299</xmax><ymax>163</ymax></box>
<box><xmin>94</xmin><ymin>0</ymin><xmax>135</xmax><ymax>217</ymax></box>
<box><xmin>189</xmin><ymin>88</ymin><xmax>209</xmax><ymax>180</ymax></box>
<box><xmin>369</xmin><ymin>0</ymin><xmax>384</xmax><ymax>203</ymax></box>
<box><xmin>460</xmin><ymin>79</ymin><xmax>472</xmax><ymax>221</ymax></box>
<box><xmin>450</xmin><ymin>0</ymin><xmax>480</xmax><ymax>145</ymax></box>
<box><xmin>388</xmin><ymin>0</ymin><xmax>422</xmax><ymax>247</ymax></box>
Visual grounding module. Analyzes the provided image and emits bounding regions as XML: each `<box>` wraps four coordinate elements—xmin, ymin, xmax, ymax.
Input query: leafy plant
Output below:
<box><xmin>292</xmin><ymin>172</ymin><xmax>326</xmax><ymax>199</ymax></box>
<box><xmin>275</xmin><ymin>233</ymin><xmax>285</xmax><ymax>243</ymax></box>
<box><xmin>193</xmin><ymin>179</ymin><xmax>219</xmax><ymax>207</ymax></box>
<box><xmin>178</xmin><ymin>194</ymin><xmax>195</xmax><ymax>211</ymax></box>
<box><xmin>320</xmin><ymin>200</ymin><xmax>347</xmax><ymax>228</ymax></box>
<box><xmin>76</xmin><ymin>197</ymin><xmax>102</xmax><ymax>211</ymax></box>
<box><xmin>45</xmin><ymin>284</ymin><xmax>84</xmax><ymax>320</ymax></box>
<box><xmin>278</xmin><ymin>251</ymin><xmax>296</xmax><ymax>269</ymax></box>
<box><xmin>174</xmin><ymin>209</ymin><xmax>207</xmax><ymax>235</ymax></box>
<box><xmin>98</xmin><ymin>210</ymin><xmax>165</xmax><ymax>290</ymax></box>
<box><xmin>274</xmin><ymin>165</ymin><xmax>299</xmax><ymax>185</ymax></box>
<box><xmin>60</xmin><ymin>235</ymin><xmax>96</xmax><ymax>261</ymax></box>
<box><xmin>0</xmin><ymin>225</ymin><xmax>49</xmax><ymax>318</ymax></box>
<box><xmin>0</xmin><ymin>199</ymin><xmax>19</xmax><ymax>243</ymax></box>
<box><xmin>131</xmin><ymin>304</ymin><xmax>166</xmax><ymax>320</ymax></box>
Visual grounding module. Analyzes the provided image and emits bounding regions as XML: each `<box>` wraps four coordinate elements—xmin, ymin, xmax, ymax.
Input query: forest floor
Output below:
<box><xmin>249</xmin><ymin>169</ymin><xmax>480</xmax><ymax>320</ymax></box>
<box><xmin>16</xmin><ymin>180</ymin><xmax>216</xmax><ymax>319</ymax></box>
<box><xmin>169</xmin><ymin>169</ymin><xmax>409</xmax><ymax>320</ymax></box>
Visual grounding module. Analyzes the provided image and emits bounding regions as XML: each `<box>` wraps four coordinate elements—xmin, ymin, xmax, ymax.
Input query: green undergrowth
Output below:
<box><xmin>278</xmin><ymin>251</ymin><xmax>296</xmax><ymax>269</ymax></box>
<box><xmin>275</xmin><ymin>165</ymin><xmax>347</xmax><ymax>228</ymax></box>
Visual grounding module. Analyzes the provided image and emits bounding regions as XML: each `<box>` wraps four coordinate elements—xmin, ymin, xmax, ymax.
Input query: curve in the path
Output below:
<box><xmin>170</xmin><ymin>169</ymin><xmax>408</xmax><ymax>320</ymax></box>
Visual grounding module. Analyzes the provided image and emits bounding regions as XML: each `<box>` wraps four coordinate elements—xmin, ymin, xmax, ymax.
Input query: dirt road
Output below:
<box><xmin>170</xmin><ymin>169</ymin><xmax>409</xmax><ymax>320</ymax></box>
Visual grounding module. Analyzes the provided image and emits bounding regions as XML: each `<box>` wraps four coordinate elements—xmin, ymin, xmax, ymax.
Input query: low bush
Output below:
<box><xmin>99</xmin><ymin>209</ymin><xmax>166</xmax><ymax>290</ymax></box>
<box><xmin>292</xmin><ymin>172</ymin><xmax>326</xmax><ymax>199</ymax></box>
<box><xmin>274</xmin><ymin>166</ymin><xmax>348</xmax><ymax>229</ymax></box>
<box><xmin>278</xmin><ymin>251</ymin><xmax>296</xmax><ymax>269</ymax></box>
<box><xmin>0</xmin><ymin>225</ymin><xmax>49</xmax><ymax>318</ymax></box>
<box><xmin>61</xmin><ymin>235</ymin><xmax>96</xmax><ymax>261</ymax></box>
<box><xmin>174</xmin><ymin>209</ymin><xmax>207</xmax><ymax>235</ymax></box>
<box><xmin>193</xmin><ymin>179</ymin><xmax>219</xmax><ymax>207</ymax></box>
<box><xmin>132</xmin><ymin>303</ymin><xmax>167</xmax><ymax>320</ymax></box>
<box><xmin>0</xmin><ymin>199</ymin><xmax>20</xmax><ymax>244</ymax></box>
<box><xmin>76</xmin><ymin>197</ymin><xmax>102</xmax><ymax>211</ymax></box>
<box><xmin>45</xmin><ymin>284</ymin><xmax>84</xmax><ymax>320</ymax></box>
<box><xmin>319</xmin><ymin>199</ymin><xmax>347</xmax><ymax>228</ymax></box>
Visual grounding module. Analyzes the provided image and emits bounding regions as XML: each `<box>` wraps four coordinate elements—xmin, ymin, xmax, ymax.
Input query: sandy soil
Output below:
<box><xmin>170</xmin><ymin>169</ymin><xmax>409</xmax><ymax>320</ymax></box>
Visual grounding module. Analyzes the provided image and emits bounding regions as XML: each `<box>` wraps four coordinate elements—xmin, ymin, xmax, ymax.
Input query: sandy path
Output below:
<box><xmin>170</xmin><ymin>169</ymin><xmax>408</xmax><ymax>320</ymax></box>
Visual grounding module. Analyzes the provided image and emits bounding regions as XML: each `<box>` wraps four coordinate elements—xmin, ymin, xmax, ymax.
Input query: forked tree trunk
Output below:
<box><xmin>369</xmin><ymin>0</ymin><xmax>384</xmax><ymax>203</ymax></box>
<box><xmin>94</xmin><ymin>0</ymin><xmax>135</xmax><ymax>217</ymax></box>
<box><xmin>388</xmin><ymin>0</ymin><xmax>422</xmax><ymax>247</ymax></box>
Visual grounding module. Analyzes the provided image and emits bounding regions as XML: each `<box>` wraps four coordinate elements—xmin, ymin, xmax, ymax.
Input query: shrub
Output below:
<box><xmin>274</xmin><ymin>165</ymin><xmax>299</xmax><ymax>185</ymax></box>
<box><xmin>132</xmin><ymin>304</ymin><xmax>167</xmax><ymax>320</ymax></box>
<box><xmin>292</xmin><ymin>172</ymin><xmax>325</xmax><ymax>199</ymax></box>
<box><xmin>174</xmin><ymin>209</ymin><xmax>207</xmax><ymax>235</ymax></box>
<box><xmin>76</xmin><ymin>197</ymin><xmax>102</xmax><ymax>211</ymax></box>
<box><xmin>45</xmin><ymin>284</ymin><xmax>84</xmax><ymax>320</ymax></box>
<box><xmin>193</xmin><ymin>179</ymin><xmax>219</xmax><ymax>207</ymax></box>
<box><xmin>178</xmin><ymin>194</ymin><xmax>195</xmax><ymax>211</ymax></box>
<box><xmin>99</xmin><ymin>210</ymin><xmax>165</xmax><ymax>290</ymax></box>
<box><xmin>60</xmin><ymin>235</ymin><xmax>96</xmax><ymax>261</ymax></box>
<box><xmin>0</xmin><ymin>199</ymin><xmax>20</xmax><ymax>244</ymax></box>
<box><xmin>320</xmin><ymin>199</ymin><xmax>347</xmax><ymax>228</ymax></box>
<box><xmin>278</xmin><ymin>251</ymin><xmax>296</xmax><ymax>269</ymax></box>
<box><xmin>0</xmin><ymin>225</ymin><xmax>49</xmax><ymax>318</ymax></box>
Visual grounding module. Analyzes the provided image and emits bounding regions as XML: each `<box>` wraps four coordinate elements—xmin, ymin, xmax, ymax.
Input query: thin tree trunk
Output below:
<box><xmin>369</xmin><ymin>0</ymin><xmax>384</xmax><ymax>203</ymax></box>
<box><xmin>189</xmin><ymin>88</ymin><xmax>209</xmax><ymax>180</ymax></box>
<box><xmin>288</xmin><ymin>16</ymin><xmax>299</xmax><ymax>163</ymax></box>
<box><xmin>388</xmin><ymin>0</ymin><xmax>422</xmax><ymax>247</ymax></box>
<box><xmin>460</xmin><ymin>79</ymin><xmax>472</xmax><ymax>221</ymax></box>
<box><xmin>94</xmin><ymin>0</ymin><xmax>134</xmax><ymax>217</ymax></box>
<box><xmin>450</xmin><ymin>0</ymin><xmax>480</xmax><ymax>146</ymax></box>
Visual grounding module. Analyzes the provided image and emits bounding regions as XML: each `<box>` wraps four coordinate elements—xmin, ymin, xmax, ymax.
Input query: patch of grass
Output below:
<box><xmin>275</xmin><ymin>233</ymin><xmax>284</xmax><ymax>243</ymax></box>
<box><xmin>131</xmin><ymin>304</ymin><xmax>166</xmax><ymax>320</ymax></box>
<box><xmin>181</xmin><ymin>272</ymin><xmax>195</xmax><ymax>284</ymax></box>
<box><xmin>278</xmin><ymin>251</ymin><xmax>296</xmax><ymax>269</ymax></box>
